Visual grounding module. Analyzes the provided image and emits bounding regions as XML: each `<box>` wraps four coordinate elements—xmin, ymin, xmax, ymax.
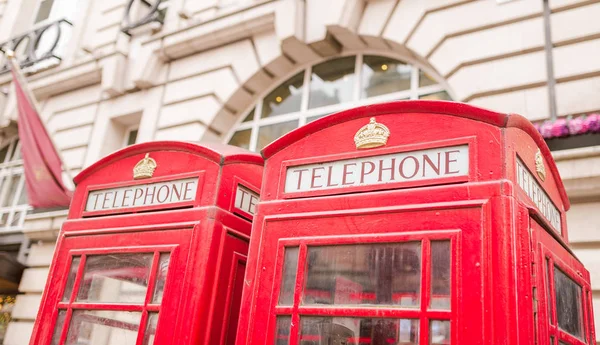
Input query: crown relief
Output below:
<box><xmin>354</xmin><ymin>117</ymin><xmax>390</xmax><ymax>149</ymax></box>
<box><xmin>133</xmin><ymin>153</ymin><xmax>157</xmax><ymax>180</ymax></box>
<box><xmin>535</xmin><ymin>149</ymin><xmax>546</xmax><ymax>182</ymax></box>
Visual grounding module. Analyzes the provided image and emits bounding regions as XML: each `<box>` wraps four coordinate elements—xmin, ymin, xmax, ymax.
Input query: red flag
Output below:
<box><xmin>11</xmin><ymin>67</ymin><xmax>72</xmax><ymax>208</ymax></box>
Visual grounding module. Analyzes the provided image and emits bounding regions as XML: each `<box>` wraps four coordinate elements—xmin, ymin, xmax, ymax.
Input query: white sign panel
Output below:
<box><xmin>285</xmin><ymin>145</ymin><xmax>469</xmax><ymax>193</ymax></box>
<box><xmin>234</xmin><ymin>184</ymin><xmax>259</xmax><ymax>216</ymax></box>
<box><xmin>85</xmin><ymin>177</ymin><xmax>198</xmax><ymax>212</ymax></box>
<box><xmin>516</xmin><ymin>159</ymin><xmax>562</xmax><ymax>233</ymax></box>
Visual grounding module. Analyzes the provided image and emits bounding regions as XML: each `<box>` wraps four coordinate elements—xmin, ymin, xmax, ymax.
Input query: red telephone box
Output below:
<box><xmin>29</xmin><ymin>141</ymin><xmax>263</xmax><ymax>345</ymax></box>
<box><xmin>237</xmin><ymin>101</ymin><xmax>596</xmax><ymax>345</ymax></box>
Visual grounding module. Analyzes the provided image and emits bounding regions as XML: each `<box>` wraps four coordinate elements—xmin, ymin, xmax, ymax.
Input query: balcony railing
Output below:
<box><xmin>0</xmin><ymin>18</ymin><xmax>73</xmax><ymax>74</ymax></box>
<box><xmin>121</xmin><ymin>0</ymin><xmax>167</xmax><ymax>35</ymax></box>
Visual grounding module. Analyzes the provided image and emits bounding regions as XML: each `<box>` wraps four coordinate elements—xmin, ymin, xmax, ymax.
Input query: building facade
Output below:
<box><xmin>0</xmin><ymin>0</ymin><xmax>598</xmax><ymax>344</ymax></box>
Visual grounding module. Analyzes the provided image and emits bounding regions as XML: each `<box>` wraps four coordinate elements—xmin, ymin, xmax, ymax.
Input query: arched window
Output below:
<box><xmin>227</xmin><ymin>54</ymin><xmax>452</xmax><ymax>152</ymax></box>
<box><xmin>0</xmin><ymin>137</ymin><xmax>29</xmax><ymax>231</ymax></box>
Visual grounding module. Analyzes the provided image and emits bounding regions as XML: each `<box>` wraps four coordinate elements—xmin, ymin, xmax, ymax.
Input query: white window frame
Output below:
<box><xmin>0</xmin><ymin>137</ymin><xmax>32</xmax><ymax>233</ymax></box>
<box><xmin>226</xmin><ymin>52</ymin><xmax>453</xmax><ymax>152</ymax></box>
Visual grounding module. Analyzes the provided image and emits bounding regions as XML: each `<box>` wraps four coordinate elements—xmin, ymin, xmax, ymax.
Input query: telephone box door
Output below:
<box><xmin>40</xmin><ymin>227</ymin><xmax>192</xmax><ymax>345</ymax></box>
<box><xmin>250</xmin><ymin>203</ymin><xmax>486</xmax><ymax>345</ymax></box>
<box><xmin>533</xmin><ymin>220</ymin><xmax>595</xmax><ymax>345</ymax></box>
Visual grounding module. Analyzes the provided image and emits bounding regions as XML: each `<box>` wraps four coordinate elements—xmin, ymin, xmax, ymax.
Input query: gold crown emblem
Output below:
<box><xmin>535</xmin><ymin>149</ymin><xmax>546</xmax><ymax>181</ymax></box>
<box><xmin>133</xmin><ymin>153</ymin><xmax>157</xmax><ymax>179</ymax></box>
<box><xmin>354</xmin><ymin>117</ymin><xmax>390</xmax><ymax>149</ymax></box>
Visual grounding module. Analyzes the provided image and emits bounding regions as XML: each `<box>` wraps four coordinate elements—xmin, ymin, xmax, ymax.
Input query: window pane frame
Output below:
<box><xmin>270</xmin><ymin>231</ymin><xmax>457</xmax><ymax>345</ymax></box>
<box><xmin>543</xmin><ymin>250</ymin><xmax>590</xmax><ymax>345</ymax></box>
<box><xmin>51</xmin><ymin>246</ymin><xmax>175</xmax><ymax>345</ymax></box>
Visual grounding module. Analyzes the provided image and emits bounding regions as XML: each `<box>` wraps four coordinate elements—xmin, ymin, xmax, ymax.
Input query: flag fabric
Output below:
<box><xmin>10</xmin><ymin>62</ymin><xmax>72</xmax><ymax>208</ymax></box>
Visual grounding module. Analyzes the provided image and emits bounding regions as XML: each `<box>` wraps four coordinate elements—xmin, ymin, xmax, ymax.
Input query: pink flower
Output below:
<box><xmin>539</xmin><ymin>121</ymin><xmax>554</xmax><ymax>138</ymax></box>
<box><xmin>551</xmin><ymin>119</ymin><xmax>569</xmax><ymax>138</ymax></box>
<box><xmin>568</xmin><ymin>116</ymin><xmax>585</xmax><ymax>135</ymax></box>
<box><xmin>585</xmin><ymin>113</ymin><xmax>600</xmax><ymax>133</ymax></box>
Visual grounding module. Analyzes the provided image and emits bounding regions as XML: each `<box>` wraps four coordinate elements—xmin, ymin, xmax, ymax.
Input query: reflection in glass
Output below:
<box><xmin>430</xmin><ymin>320</ymin><xmax>450</xmax><ymax>344</ymax></box>
<box><xmin>430</xmin><ymin>241</ymin><xmax>451</xmax><ymax>309</ymax></box>
<box><xmin>152</xmin><ymin>253</ymin><xmax>171</xmax><ymax>304</ymax></box>
<box><xmin>257</xmin><ymin>120</ymin><xmax>298</xmax><ymax>151</ymax></box>
<box><xmin>550</xmin><ymin>336</ymin><xmax>554</xmax><ymax>345</ymax></box>
<box><xmin>362</xmin><ymin>55</ymin><xmax>411</xmax><ymax>98</ymax></box>
<box><xmin>301</xmin><ymin>317</ymin><xmax>418</xmax><ymax>345</ymax></box>
<box><xmin>554</xmin><ymin>267</ymin><xmax>583</xmax><ymax>339</ymax></box>
<box><xmin>303</xmin><ymin>242</ymin><xmax>421</xmax><ymax>307</ymax></box>
<box><xmin>262</xmin><ymin>72</ymin><xmax>304</xmax><ymax>118</ymax></box>
<box><xmin>65</xmin><ymin>310</ymin><xmax>141</xmax><ymax>345</ymax></box>
<box><xmin>547</xmin><ymin>259</ymin><xmax>552</xmax><ymax>323</ymax></box>
<box><xmin>419</xmin><ymin>91</ymin><xmax>451</xmax><ymax>101</ymax></box>
<box><xmin>278</xmin><ymin>247</ymin><xmax>299</xmax><ymax>305</ymax></box>
<box><xmin>142</xmin><ymin>312</ymin><xmax>159</xmax><ymax>345</ymax></box>
<box><xmin>308</xmin><ymin>56</ymin><xmax>356</xmax><ymax>109</ymax></box>
<box><xmin>77</xmin><ymin>253</ymin><xmax>153</xmax><ymax>303</ymax></box>
<box><xmin>229</xmin><ymin>129</ymin><xmax>252</xmax><ymax>150</ymax></box>
<box><xmin>62</xmin><ymin>256</ymin><xmax>81</xmax><ymax>302</ymax></box>
<box><xmin>274</xmin><ymin>316</ymin><xmax>291</xmax><ymax>345</ymax></box>
<box><xmin>419</xmin><ymin>70</ymin><xmax>438</xmax><ymax>87</ymax></box>
<box><xmin>1</xmin><ymin>175</ymin><xmax>19</xmax><ymax>207</ymax></box>
<box><xmin>50</xmin><ymin>310</ymin><xmax>67</xmax><ymax>345</ymax></box>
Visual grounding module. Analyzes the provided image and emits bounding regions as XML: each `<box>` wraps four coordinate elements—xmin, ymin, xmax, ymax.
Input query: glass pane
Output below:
<box><xmin>303</xmin><ymin>242</ymin><xmax>421</xmax><ymax>307</ymax></box>
<box><xmin>306</xmin><ymin>114</ymin><xmax>328</xmax><ymax>123</ymax></box>
<box><xmin>419</xmin><ymin>70</ymin><xmax>438</xmax><ymax>88</ymax></box>
<box><xmin>419</xmin><ymin>91</ymin><xmax>452</xmax><ymax>101</ymax></box>
<box><xmin>2</xmin><ymin>175</ymin><xmax>20</xmax><ymax>207</ymax></box>
<box><xmin>274</xmin><ymin>316</ymin><xmax>291</xmax><ymax>345</ymax></box>
<box><xmin>35</xmin><ymin>0</ymin><xmax>54</xmax><ymax>23</ymax></box>
<box><xmin>300</xmin><ymin>317</ymin><xmax>418</xmax><ymax>345</ymax></box>
<box><xmin>0</xmin><ymin>213</ymin><xmax>7</xmax><ymax>227</ymax></box>
<box><xmin>262</xmin><ymin>72</ymin><xmax>304</xmax><ymax>118</ymax></box>
<box><xmin>126</xmin><ymin>129</ymin><xmax>138</xmax><ymax>146</ymax></box>
<box><xmin>9</xmin><ymin>211</ymin><xmax>23</xmax><ymax>227</ymax></box>
<box><xmin>152</xmin><ymin>253</ymin><xmax>171</xmax><ymax>304</ymax></box>
<box><xmin>431</xmin><ymin>241</ymin><xmax>451</xmax><ymax>309</ymax></box>
<box><xmin>8</xmin><ymin>140</ymin><xmax>19</xmax><ymax>161</ymax></box>
<box><xmin>142</xmin><ymin>312</ymin><xmax>159</xmax><ymax>345</ymax></box>
<box><xmin>17</xmin><ymin>181</ymin><xmax>27</xmax><ymax>205</ymax></box>
<box><xmin>362</xmin><ymin>56</ymin><xmax>412</xmax><ymax>98</ymax></box>
<box><xmin>50</xmin><ymin>310</ymin><xmax>67</xmax><ymax>345</ymax></box>
<box><xmin>550</xmin><ymin>335</ymin><xmax>554</xmax><ymax>345</ymax></box>
<box><xmin>243</xmin><ymin>108</ymin><xmax>255</xmax><ymax>122</ymax></box>
<box><xmin>0</xmin><ymin>144</ymin><xmax>8</xmax><ymax>164</ymax></box>
<box><xmin>62</xmin><ymin>256</ymin><xmax>81</xmax><ymax>302</ymax></box>
<box><xmin>229</xmin><ymin>129</ymin><xmax>252</xmax><ymax>150</ymax></box>
<box><xmin>308</xmin><ymin>56</ymin><xmax>356</xmax><ymax>109</ymax></box>
<box><xmin>430</xmin><ymin>320</ymin><xmax>450</xmax><ymax>345</ymax></box>
<box><xmin>65</xmin><ymin>310</ymin><xmax>141</xmax><ymax>345</ymax></box>
<box><xmin>554</xmin><ymin>266</ymin><xmax>584</xmax><ymax>338</ymax></box>
<box><xmin>278</xmin><ymin>247</ymin><xmax>299</xmax><ymax>305</ymax></box>
<box><xmin>257</xmin><ymin>120</ymin><xmax>298</xmax><ymax>151</ymax></box>
<box><xmin>77</xmin><ymin>253</ymin><xmax>153</xmax><ymax>303</ymax></box>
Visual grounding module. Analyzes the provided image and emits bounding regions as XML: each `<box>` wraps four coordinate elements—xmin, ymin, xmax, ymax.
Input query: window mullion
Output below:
<box><xmin>420</xmin><ymin>238</ymin><xmax>432</xmax><ymax>345</ymax></box>
<box><xmin>410</xmin><ymin>66</ymin><xmax>419</xmax><ymax>100</ymax></box>
<box><xmin>353</xmin><ymin>53</ymin><xmax>363</xmax><ymax>102</ymax></box>
<box><xmin>290</xmin><ymin>243</ymin><xmax>307</xmax><ymax>345</ymax></box>
<box><xmin>249</xmin><ymin>100</ymin><xmax>262</xmax><ymax>152</ymax></box>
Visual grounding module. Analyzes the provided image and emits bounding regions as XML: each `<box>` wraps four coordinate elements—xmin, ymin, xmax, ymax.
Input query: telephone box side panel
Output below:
<box><xmin>260</xmin><ymin>112</ymin><xmax>504</xmax><ymax>202</ymax></box>
<box><xmin>505</xmin><ymin>127</ymin><xmax>568</xmax><ymax>240</ymax></box>
<box><xmin>68</xmin><ymin>150</ymin><xmax>222</xmax><ymax>219</ymax></box>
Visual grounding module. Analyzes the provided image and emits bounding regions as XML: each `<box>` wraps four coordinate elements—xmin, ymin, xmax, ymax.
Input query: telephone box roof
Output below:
<box><xmin>261</xmin><ymin>100</ymin><xmax>570</xmax><ymax>211</ymax></box>
<box><xmin>74</xmin><ymin>141</ymin><xmax>263</xmax><ymax>185</ymax></box>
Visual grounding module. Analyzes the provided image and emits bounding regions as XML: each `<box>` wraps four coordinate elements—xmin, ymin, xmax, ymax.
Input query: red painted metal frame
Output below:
<box><xmin>268</xmin><ymin>230</ymin><xmax>459</xmax><ymax>345</ymax></box>
<box><xmin>277</xmin><ymin>136</ymin><xmax>477</xmax><ymax>199</ymax></box>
